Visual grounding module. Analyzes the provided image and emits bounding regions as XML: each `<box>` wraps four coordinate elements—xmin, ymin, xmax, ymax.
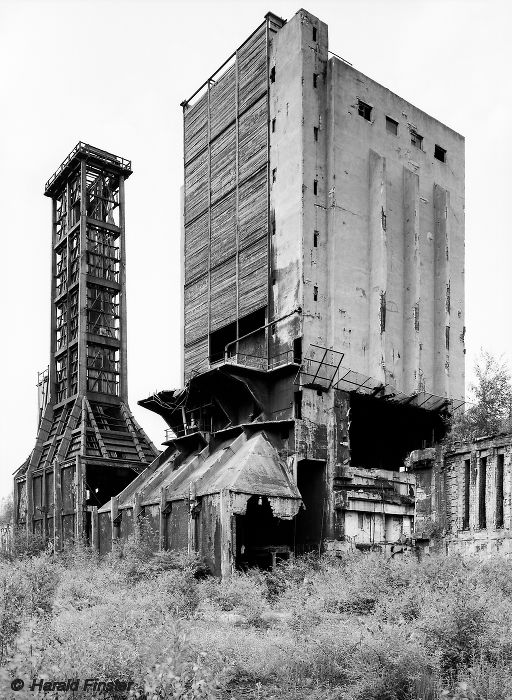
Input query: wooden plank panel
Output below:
<box><xmin>184</xmin><ymin>93</ymin><xmax>208</xmax><ymax>164</ymax></box>
<box><xmin>210</xmin><ymin>125</ymin><xmax>236</xmax><ymax>203</ymax></box>
<box><xmin>238</xmin><ymin>95</ymin><xmax>267</xmax><ymax>182</ymax></box>
<box><xmin>184</xmin><ymin>337</ymin><xmax>209</xmax><ymax>380</ymax></box>
<box><xmin>210</xmin><ymin>257</ymin><xmax>237</xmax><ymax>331</ymax></box>
<box><xmin>211</xmin><ymin>192</ymin><xmax>236</xmax><ymax>267</ymax></box>
<box><xmin>184</xmin><ymin>213</ymin><xmax>208</xmax><ymax>283</ymax></box>
<box><xmin>184</xmin><ymin>276</ymin><xmax>208</xmax><ymax>344</ymax></box>
<box><xmin>238</xmin><ymin>26</ymin><xmax>267</xmax><ymax>113</ymax></box>
<box><xmin>238</xmin><ymin>168</ymin><xmax>267</xmax><ymax>247</ymax></box>
<box><xmin>210</xmin><ymin>64</ymin><xmax>236</xmax><ymax>139</ymax></box>
<box><xmin>185</xmin><ymin>150</ymin><xmax>208</xmax><ymax>224</ymax></box>
<box><xmin>239</xmin><ymin>236</ymin><xmax>268</xmax><ymax>316</ymax></box>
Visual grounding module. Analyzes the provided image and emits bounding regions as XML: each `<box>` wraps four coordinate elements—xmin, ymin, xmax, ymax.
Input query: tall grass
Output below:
<box><xmin>2</xmin><ymin>539</ymin><xmax>512</xmax><ymax>699</ymax></box>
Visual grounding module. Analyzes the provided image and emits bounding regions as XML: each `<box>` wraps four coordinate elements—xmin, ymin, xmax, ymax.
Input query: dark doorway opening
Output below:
<box><xmin>235</xmin><ymin>495</ymin><xmax>294</xmax><ymax>570</ymax></box>
<box><xmin>294</xmin><ymin>459</ymin><xmax>326</xmax><ymax>554</ymax></box>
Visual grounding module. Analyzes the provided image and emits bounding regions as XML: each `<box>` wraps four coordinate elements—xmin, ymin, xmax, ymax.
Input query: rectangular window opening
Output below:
<box><xmin>272</xmin><ymin>168</ymin><xmax>277</xmax><ymax>183</ymax></box>
<box><xmin>313</xmin><ymin>285</ymin><xmax>318</xmax><ymax>301</ymax></box>
<box><xmin>294</xmin><ymin>391</ymin><xmax>302</xmax><ymax>419</ymax></box>
<box><xmin>463</xmin><ymin>458</ymin><xmax>470</xmax><ymax>530</ymax></box>
<box><xmin>358</xmin><ymin>100</ymin><xmax>372</xmax><ymax>121</ymax></box>
<box><xmin>313</xmin><ymin>126</ymin><xmax>319</xmax><ymax>141</ymax></box>
<box><xmin>293</xmin><ymin>337</ymin><xmax>303</xmax><ymax>364</ymax></box>
<box><xmin>386</xmin><ymin>116</ymin><xmax>398</xmax><ymax>135</ymax></box>
<box><xmin>411</xmin><ymin>130</ymin><xmax>423</xmax><ymax>150</ymax></box>
<box><xmin>435</xmin><ymin>144</ymin><xmax>447</xmax><ymax>163</ymax></box>
<box><xmin>312</xmin><ymin>26</ymin><xmax>317</xmax><ymax>41</ymax></box>
<box><xmin>270</xmin><ymin>66</ymin><xmax>276</xmax><ymax>83</ymax></box>
<box><xmin>313</xmin><ymin>179</ymin><xmax>318</xmax><ymax>195</ymax></box>
<box><xmin>479</xmin><ymin>456</ymin><xmax>487</xmax><ymax>529</ymax></box>
<box><xmin>496</xmin><ymin>454</ymin><xmax>505</xmax><ymax>528</ymax></box>
<box><xmin>313</xmin><ymin>230</ymin><xmax>319</xmax><ymax>247</ymax></box>
<box><xmin>271</xmin><ymin>118</ymin><xmax>276</xmax><ymax>133</ymax></box>
<box><xmin>313</xmin><ymin>73</ymin><xmax>318</xmax><ymax>88</ymax></box>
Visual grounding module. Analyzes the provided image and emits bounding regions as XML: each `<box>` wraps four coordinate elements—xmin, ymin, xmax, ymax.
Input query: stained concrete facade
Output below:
<box><xmin>267</xmin><ymin>10</ymin><xmax>465</xmax><ymax>401</ymax></box>
<box><xmin>97</xmin><ymin>8</ymin><xmax>465</xmax><ymax>575</ymax></box>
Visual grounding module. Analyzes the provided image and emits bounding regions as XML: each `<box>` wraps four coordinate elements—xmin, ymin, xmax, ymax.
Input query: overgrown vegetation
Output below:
<box><xmin>449</xmin><ymin>350</ymin><xmax>512</xmax><ymax>443</ymax></box>
<box><xmin>1</xmin><ymin>538</ymin><xmax>512</xmax><ymax>699</ymax></box>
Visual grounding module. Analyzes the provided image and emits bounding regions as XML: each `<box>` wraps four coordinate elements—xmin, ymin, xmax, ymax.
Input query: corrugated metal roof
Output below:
<box><xmin>99</xmin><ymin>430</ymin><xmax>301</xmax><ymax>513</ymax></box>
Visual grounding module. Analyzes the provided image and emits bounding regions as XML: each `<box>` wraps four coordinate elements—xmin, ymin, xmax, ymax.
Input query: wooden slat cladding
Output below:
<box><xmin>184</xmin><ymin>337</ymin><xmax>209</xmax><ymax>380</ymax></box>
<box><xmin>210</xmin><ymin>65</ymin><xmax>236</xmax><ymax>140</ymax></box>
<box><xmin>238</xmin><ymin>168</ymin><xmax>267</xmax><ymax>248</ymax></box>
<box><xmin>184</xmin><ymin>93</ymin><xmax>208</xmax><ymax>164</ymax></box>
<box><xmin>210</xmin><ymin>257</ymin><xmax>237</xmax><ymax>331</ymax></box>
<box><xmin>184</xmin><ymin>277</ymin><xmax>208</xmax><ymax>344</ymax></box>
<box><xmin>184</xmin><ymin>214</ymin><xmax>208</xmax><ymax>283</ymax></box>
<box><xmin>211</xmin><ymin>192</ymin><xmax>236</xmax><ymax>267</ymax></box>
<box><xmin>238</xmin><ymin>96</ymin><xmax>267</xmax><ymax>182</ymax></box>
<box><xmin>210</xmin><ymin>126</ymin><xmax>236</xmax><ymax>203</ymax></box>
<box><xmin>238</xmin><ymin>25</ymin><xmax>267</xmax><ymax>113</ymax></box>
<box><xmin>184</xmin><ymin>151</ymin><xmax>208</xmax><ymax>224</ymax></box>
<box><xmin>239</xmin><ymin>236</ymin><xmax>267</xmax><ymax>316</ymax></box>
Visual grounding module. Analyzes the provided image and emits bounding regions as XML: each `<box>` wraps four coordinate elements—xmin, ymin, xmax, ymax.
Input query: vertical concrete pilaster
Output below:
<box><xmin>368</xmin><ymin>150</ymin><xmax>387</xmax><ymax>385</ymax></box>
<box><xmin>434</xmin><ymin>184</ymin><xmax>451</xmax><ymax>397</ymax></box>
<box><xmin>403</xmin><ymin>167</ymin><xmax>422</xmax><ymax>394</ymax></box>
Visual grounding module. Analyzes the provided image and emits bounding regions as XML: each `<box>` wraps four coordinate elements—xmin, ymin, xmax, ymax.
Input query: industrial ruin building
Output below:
<box><xmin>14</xmin><ymin>143</ymin><xmax>159</xmax><ymax>547</ymax></box>
<box><xmin>95</xmin><ymin>8</ymin><xmax>466</xmax><ymax>576</ymax></box>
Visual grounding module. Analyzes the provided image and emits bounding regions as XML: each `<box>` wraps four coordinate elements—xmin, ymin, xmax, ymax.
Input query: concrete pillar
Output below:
<box><xmin>219</xmin><ymin>488</ymin><xmax>233</xmax><ymax>579</ymax></box>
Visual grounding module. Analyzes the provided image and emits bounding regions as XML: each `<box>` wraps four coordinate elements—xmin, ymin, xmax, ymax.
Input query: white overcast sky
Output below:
<box><xmin>1</xmin><ymin>0</ymin><xmax>511</xmax><ymax>501</ymax></box>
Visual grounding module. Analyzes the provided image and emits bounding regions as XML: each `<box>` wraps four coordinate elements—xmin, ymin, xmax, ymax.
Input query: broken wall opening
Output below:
<box><xmin>86</xmin><ymin>464</ymin><xmax>139</xmax><ymax>510</ymax></box>
<box><xmin>294</xmin><ymin>459</ymin><xmax>326</xmax><ymax>553</ymax></box>
<box><xmin>234</xmin><ymin>495</ymin><xmax>294</xmax><ymax>570</ymax></box>
<box><xmin>349</xmin><ymin>394</ymin><xmax>446</xmax><ymax>470</ymax></box>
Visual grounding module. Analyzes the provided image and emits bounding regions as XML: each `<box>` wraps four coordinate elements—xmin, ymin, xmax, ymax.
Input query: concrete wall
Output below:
<box><xmin>323</xmin><ymin>59</ymin><xmax>465</xmax><ymax>400</ymax></box>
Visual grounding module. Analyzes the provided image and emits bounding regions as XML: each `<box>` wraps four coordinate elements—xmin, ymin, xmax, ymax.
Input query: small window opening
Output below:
<box><xmin>445</xmin><ymin>326</ymin><xmax>450</xmax><ymax>351</ymax></box>
<box><xmin>313</xmin><ymin>179</ymin><xmax>318</xmax><ymax>195</ymax></box>
<box><xmin>463</xmin><ymin>459</ymin><xmax>470</xmax><ymax>530</ymax></box>
<box><xmin>313</xmin><ymin>285</ymin><xmax>318</xmax><ymax>301</ymax></box>
<box><xmin>271</xmin><ymin>118</ymin><xmax>276</xmax><ymax>133</ymax></box>
<box><xmin>381</xmin><ymin>207</ymin><xmax>387</xmax><ymax>231</ymax></box>
<box><xmin>294</xmin><ymin>391</ymin><xmax>302</xmax><ymax>419</ymax></box>
<box><xmin>313</xmin><ymin>126</ymin><xmax>319</xmax><ymax>141</ymax></box>
<box><xmin>272</xmin><ymin>278</ymin><xmax>276</xmax><ymax>286</ymax></box>
<box><xmin>270</xmin><ymin>66</ymin><xmax>276</xmax><ymax>83</ymax></box>
<box><xmin>293</xmin><ymin>337</ymin><xmax>303</xmax><ymax>364</ymax></box>
<box><xmin>313</xmin><ymin>230</ymin><xmax>319</xmax><ymax>247</ymax></box>
<box><xmin>272</xmin><ymin>168</ymin><xmax>277</xmax><ymax>183</ymax></box>
<box><xmin>435</xmin><ymin>144</ymin><xmax>446</xmax><ymax>162</ymax></box>
<box><xmin>312</xmin><ymin>26</ymin><xmax>317</xmax><ymax>41</ymax></box>
<box><xmin>496</xmin><ymin>454</ymin><xmax>505</xmax><ymax>528</ymax></box>
<box><xmin>271</xmin><ymin>323</ymin><xmax>276</xmax><ymax>335</ymax></box>
<box><xmin>410</xmin><ymin>130</ymin><xmax>423</xmax><ymax>149</ymax></box>
<box><xmin>313</xmin><ymin>73</ymin><xmax>318</xmax><ymax>88</ymax></box>
<box><xmin>358</xmin><ymin>513</ymin><xmax>364</xmax><ymax>530</ymax></box>
<box><xmin>386</xmin><ymin>116</ymin><xmax>398</xmax><ymax>135</ymax></box>
<box><xmin>358</xmin><ymin>100</ymin><xmax>372</xmax><ymax>121</ymax></box>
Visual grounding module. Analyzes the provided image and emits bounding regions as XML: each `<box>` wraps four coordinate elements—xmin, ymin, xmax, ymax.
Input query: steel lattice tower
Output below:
<box><xmin>14</xmin><ymin>143</ymin><xmax>158</xmax><ymax>549</ymax></box>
